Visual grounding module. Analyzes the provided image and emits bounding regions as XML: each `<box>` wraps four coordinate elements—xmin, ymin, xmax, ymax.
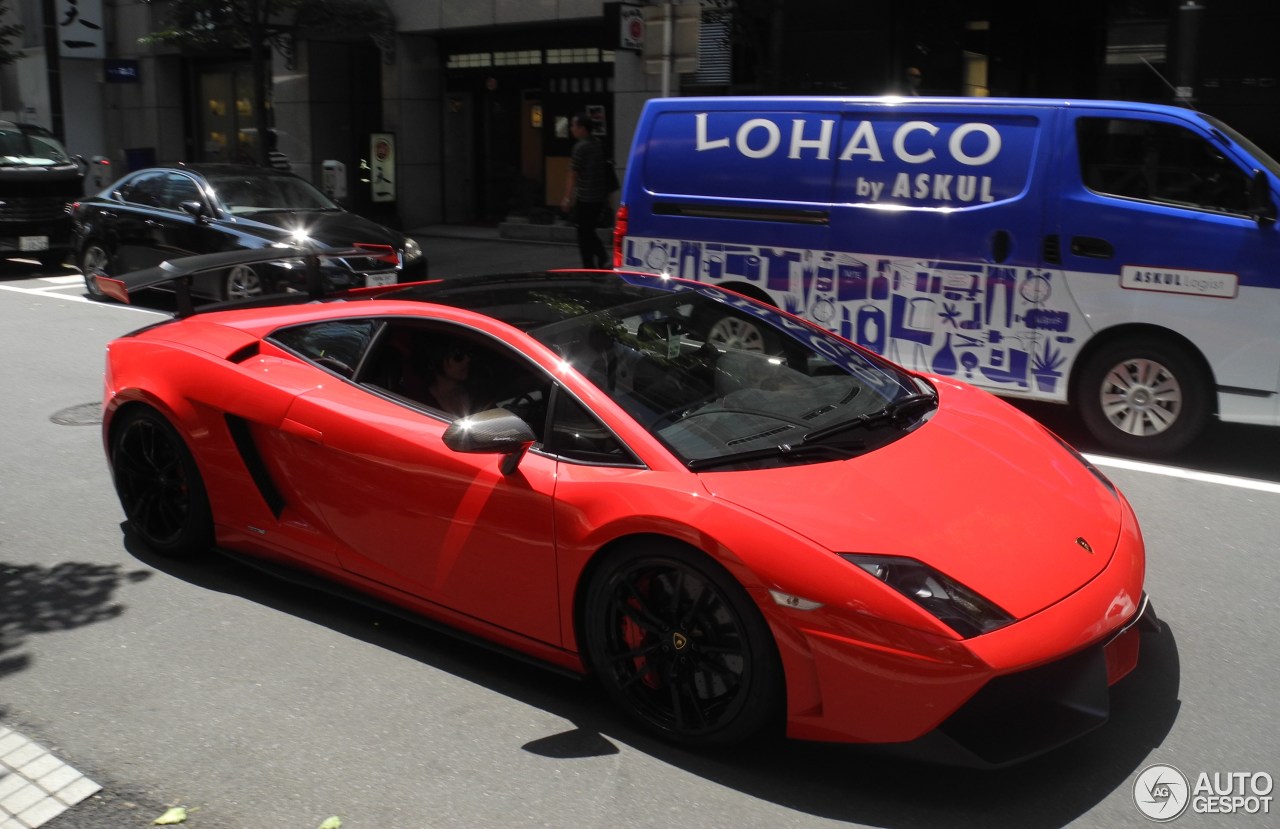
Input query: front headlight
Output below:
<box><xmin>403</xmin><ymin>237</ymin><xmax>423</xmax><ymax>263</ymax></box>
<box><xmin>842</xmin><ymin>554</ymin><xmax>1014</xmax><ymax>638</ymax></box>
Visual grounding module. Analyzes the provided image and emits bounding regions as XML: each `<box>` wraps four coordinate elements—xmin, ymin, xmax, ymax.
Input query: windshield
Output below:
<box><xmin>0</xmin><ymin>123</ymin><xmax>74</xmax><ymax>166</ymax></box>
<box><xmin>527</xmin><ymin>281</ymin><xmax>928</xmax><ymax>468</ymax></box>
<box><xmin>1203</xmin><ymin>113</ymin><xmax>1280</xmax><ymax>180</ymax></box>
<box><xmin>206</xmin><ymin>173</ymin><xmax>340</xmax><ymax>215</ymax></box>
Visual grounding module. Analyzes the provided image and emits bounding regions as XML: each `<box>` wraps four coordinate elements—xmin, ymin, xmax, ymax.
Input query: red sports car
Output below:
<box><xmin>99</xmin><ymin>253</ymin><xmax>1153</xmax><ymax>766</ymax></box>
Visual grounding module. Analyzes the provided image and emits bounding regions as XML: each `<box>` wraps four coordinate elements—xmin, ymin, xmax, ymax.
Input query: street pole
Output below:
<box><xmin>40</xmin><ymin>0</ymin><xmax>64</xmax><ymax>140</ymax></box>
<box><xmin>661</xmin><ymin>1</ymin><xmax>673</xmax><ymax>98</ymax></box>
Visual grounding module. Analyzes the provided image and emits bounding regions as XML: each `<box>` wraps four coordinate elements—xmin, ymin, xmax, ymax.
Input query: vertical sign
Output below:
<box><xmin>57</xmin><ymin>0</ymin><xmax>104</xmax><ymax>59</ymax></box>
<box><xmin>619</xmin><ymin>4</ymin><xmax>644</xmax><ymax>51</ymax></box>
<box><xmin>370</xmin><ymin>133</ymin><xmax>396</xmax><ymax>203</ymax></box>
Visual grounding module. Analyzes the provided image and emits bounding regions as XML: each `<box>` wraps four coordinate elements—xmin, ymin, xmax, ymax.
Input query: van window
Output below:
<box><xmin>1077</xmin><ymin>117</ymin><xmax>1251</xmax><ymax>214</ymax></box>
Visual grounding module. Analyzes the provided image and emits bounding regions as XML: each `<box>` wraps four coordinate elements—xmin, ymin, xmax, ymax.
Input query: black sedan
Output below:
<box><xmin>72</xmin><ymin>164</ymin><xmax>427</xmax><ymax>301</ymax></box>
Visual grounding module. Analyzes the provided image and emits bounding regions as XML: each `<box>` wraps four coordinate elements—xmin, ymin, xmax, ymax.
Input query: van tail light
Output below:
<box><xmin>612</xmin><ymin>204</ymin><xmax>628</xmax><ymax>268</ymax></box>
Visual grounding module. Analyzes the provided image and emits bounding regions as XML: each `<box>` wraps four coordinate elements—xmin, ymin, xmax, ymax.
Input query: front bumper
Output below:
<box><xmin>780</xmin><ymin>498</ymin><xmax>1147</xmax><ymax>760</ymax></box>
<box><xmin>923</xmin><ymin>593</ymin><xmax>1156</xmax><ymax>767</ymax></box>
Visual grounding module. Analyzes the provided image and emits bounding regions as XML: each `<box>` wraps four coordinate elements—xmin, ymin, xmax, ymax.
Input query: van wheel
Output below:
<box><xmin>79</xmin><ymin>241</ymin><xmax>112</xmax><ymax>299</ymax></box>
<box><xmin>705</xmin><ymin>315</ymin><xmax>771</xmax><ymax>353</ymax></box>
<box><xmin>1076</xmin><ymin>336</ymin><xmax>1210</xmax><ymax>456</ymax></box>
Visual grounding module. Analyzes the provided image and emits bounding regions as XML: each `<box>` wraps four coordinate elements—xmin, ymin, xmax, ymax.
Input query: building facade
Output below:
<box><xmin>0</xmin><ymin>1</ymin><xmax>1275</xmax><ymax>232</ymax></box>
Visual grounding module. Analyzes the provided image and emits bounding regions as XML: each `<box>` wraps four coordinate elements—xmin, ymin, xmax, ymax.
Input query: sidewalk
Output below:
<box><xmin>0</xmin><ymin>726</ymin><xmax>100</xmax><ymax>828</ymax></box>
<box><xmin>407</xmin><ymin>222</ymin><xmax>609</xmax><ymax>278</ymax></box>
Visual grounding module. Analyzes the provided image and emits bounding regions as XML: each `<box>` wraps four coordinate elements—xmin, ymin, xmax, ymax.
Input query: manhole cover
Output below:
<box><xmin>51</xmin><ymin>402</ymin><xmax>102</xmax><ymax>426</ymax></box>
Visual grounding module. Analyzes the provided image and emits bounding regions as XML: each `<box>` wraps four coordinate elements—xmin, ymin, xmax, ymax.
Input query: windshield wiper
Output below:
<box><xmin>801</xmin><ymin>391</ymin><xmax>937</xmax><ymax>444</ymax></box>
<box><xmin>687</xmin><ymin>439</ymin><xmax>864</xmax><ymax>471</ymax></box>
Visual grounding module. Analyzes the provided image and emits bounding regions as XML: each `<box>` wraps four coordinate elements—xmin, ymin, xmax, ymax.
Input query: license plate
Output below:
<box><xmin>20</xmin><ymin>235</ymin><xmax>48</xmax><ymax>251</ymax></box>
<box><xmin>366</xmin><ymin>272</ymin><xmax>396</xmax><ymax>287</ymax></box>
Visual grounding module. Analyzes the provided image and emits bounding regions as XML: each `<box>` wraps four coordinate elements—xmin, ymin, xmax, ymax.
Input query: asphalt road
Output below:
<box><xmin>0</xmin><ymin>240</ymin><xmax>1276</xmax><ymax>829</ymax></box>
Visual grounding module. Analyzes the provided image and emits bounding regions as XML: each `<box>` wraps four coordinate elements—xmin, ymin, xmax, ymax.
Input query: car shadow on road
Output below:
<box><xmin>121</xmin><ymin>526</ymin><xmax>1181</xmax><ymax>829</ymax></box>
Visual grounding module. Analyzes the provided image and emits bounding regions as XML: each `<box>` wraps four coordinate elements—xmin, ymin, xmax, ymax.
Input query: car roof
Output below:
<box><xmin>128</xmin><ymin>163</ymin><xmax>299</xmax><ymax>179</ymax></box>
<box><xmin>386</xmin><ymin>271</ymin><xmax>681</xmax><ymax>332</ymax></box>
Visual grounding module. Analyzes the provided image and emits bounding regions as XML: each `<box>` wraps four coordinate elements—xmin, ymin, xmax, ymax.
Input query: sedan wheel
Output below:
<box><xmin>584</xmin><ymin>544</ymin><xmax>782</xmax><ymax>745</ymax></box>
<box><xmin>79</xmin><ymin>242</ymin><xmax>110</xmax><ymax>298</ymax></box>
<box><xmin>110</xmin><ymin>407</ymin><xmax>212</xmax><ymax>557</ymax></box>
<box><xmin>223</xmin><ymin>264</ymin><xmax>265</xmax><ymax>300</ymax></box>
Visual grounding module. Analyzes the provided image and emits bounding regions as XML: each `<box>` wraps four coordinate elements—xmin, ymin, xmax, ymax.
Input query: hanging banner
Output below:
<box><xmin>57</xmin><ymin>0</ymin><xmax>105</xmax><ymax>59</ymax></box>
<box><xmin>370</xmin><ymin>133</ymin><xmax>396</xmax><ymax>203</ymax></box>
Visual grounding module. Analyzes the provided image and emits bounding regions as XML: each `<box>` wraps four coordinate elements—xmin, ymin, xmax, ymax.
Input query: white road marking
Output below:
<box><xmin>0</xmin><ymin>282</ymin><xmax>163</xmax><ymax>313</ymax></box>
<box><xmin>1086</xmin><ymin>454</ymin><xmax>1280</xmax><ymax>495</ymax></box>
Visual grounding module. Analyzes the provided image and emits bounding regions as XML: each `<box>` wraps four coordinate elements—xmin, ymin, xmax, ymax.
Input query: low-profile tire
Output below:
<box><xmin>583</xmin><ymin>541</ymin><xmax>783</xmax><ymax>746</ymax></box>
<box><xmin>221</xmin><ymin>264</ymin><xmax>265</xmax><ymax>300</ymax></box>
<box><xmin>109</xmin><ymin>406</ymin><xmax>213</xmax><ymax>557</ymax></box>
<box><xmin>78</xmin><ymin>241</ymin><xmax>112</xmax><ymax>299</ymax></box>
<box><xmin>1076</xmin><ymin>336</ymin><xmax>1211</xmax><ymax>457</ymax></box>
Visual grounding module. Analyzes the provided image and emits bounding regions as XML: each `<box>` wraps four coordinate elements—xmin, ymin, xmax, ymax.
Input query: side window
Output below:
<box><xmin>161</xmin><ymin>173</ymin><xmax>203</xmax><ymax>212</ymax></box>
<box><xmin>357</xmin><ymin>320</ymin><xmax>554</xmax><ymax>439</ymax></box>
<box><xmin>268</xmin><ymin>319</ymin><xmax>377</xmax><ymax>378</ymax></box>
<box><xmin>118</xmin><ymin>172</ymin><xmax>167</xmax><ymax>208</ymax></box>
<box><xmin>544</xmin><ymin>386</ymin><xmax>637</xmax><ymax>465</ymax></box>
<box><xmin>1078</xmin><ymin>117</ymin><xmax>1252</xmax><ymax>214</ymax></box>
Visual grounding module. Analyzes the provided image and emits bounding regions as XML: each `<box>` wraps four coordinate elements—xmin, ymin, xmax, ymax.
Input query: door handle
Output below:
<box><xmin>1070</xmin><ymin>236</ymin><xmax>1114</xmax><ymax>259</ymax></box>
<box><xmin>280</xmin><ymin>418</ymin><xmax>323</xmax><ymax>444</ymax></box>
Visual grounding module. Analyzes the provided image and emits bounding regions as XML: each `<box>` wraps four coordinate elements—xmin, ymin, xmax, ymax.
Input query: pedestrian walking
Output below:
<box><xmin>561</xmin><ymin>113</ymin><xmax>609</xmax><ymax>269</ymax></box>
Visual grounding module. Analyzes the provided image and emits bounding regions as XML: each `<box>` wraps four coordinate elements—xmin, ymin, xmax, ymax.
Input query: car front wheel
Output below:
<box><xmin>583</xmin><ymin>541</ymin><xmax>783</xmax><ymax>746</ymax></box>
<box><xmin>109</xmin><ymin>406</ymin><xmax>213</xmax><ymax>557</ymax></box>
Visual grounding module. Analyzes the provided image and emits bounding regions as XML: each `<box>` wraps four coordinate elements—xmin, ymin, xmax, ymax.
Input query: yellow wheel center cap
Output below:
<box><xmin>671</xmin><ymin>631</ymin><xmax>689</xmax><ymax>651</ymax></box>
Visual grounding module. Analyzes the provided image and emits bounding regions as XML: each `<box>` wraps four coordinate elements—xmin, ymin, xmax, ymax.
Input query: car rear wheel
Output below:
<box><xmin>222</xmin><ymin>264</ymin><xmax>265</xmax><ymax>300</ymax></box>
<box><xmin>79</xmin><ymin>241</ymin><xmax>111</xmax><ymax>298</ymax></box>
<box><xmin>583</xmin><ymin>541</ymin><xmax>783</xmax><ymax>746</ymax></box>
<box><xmin>110</xmin><ymin>406</ymin><xmax>213</xmax><ymax>557</ymax></box>
<box><xmin>1076</xmin><ymin>336</ymin><xmax>1211</xmax><ymax>456</ymax></box>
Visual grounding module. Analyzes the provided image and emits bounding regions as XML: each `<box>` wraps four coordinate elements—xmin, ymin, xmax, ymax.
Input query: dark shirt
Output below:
<box><xmin>571</xmin><ymin>135</ymin><xmax>607</xmax><ymax>202</ymax></box>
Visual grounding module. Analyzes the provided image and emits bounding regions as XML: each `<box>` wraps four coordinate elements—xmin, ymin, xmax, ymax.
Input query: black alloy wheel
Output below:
<box><xmin>110</xmin><ymin>407</ymin><xmax>213</xmax><ymax>557</ymax></box>
<box><xmin>584</xmin><ymin>543</ymin><xmax>782</xmax><ymax>746</ymax></box>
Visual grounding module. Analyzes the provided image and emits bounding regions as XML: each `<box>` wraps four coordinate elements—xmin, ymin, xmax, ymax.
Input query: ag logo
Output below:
<box><xmin>1134</xmin><ymin>764</ymin><xmax>1190</xmax><ymax>821</ymax></box>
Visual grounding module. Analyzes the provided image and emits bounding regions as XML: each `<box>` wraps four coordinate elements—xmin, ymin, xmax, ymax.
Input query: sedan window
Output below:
<box><xmin>118</xmin><ymin>172</ymin><xmax>168</xmax><ymax>208</ymax></box>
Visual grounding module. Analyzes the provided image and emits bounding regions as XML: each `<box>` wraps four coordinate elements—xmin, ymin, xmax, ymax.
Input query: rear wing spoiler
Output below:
<box><xmin>92</xmin><ymin>245</ymin><xmax>389</xmax><ymax>318</ymax></box>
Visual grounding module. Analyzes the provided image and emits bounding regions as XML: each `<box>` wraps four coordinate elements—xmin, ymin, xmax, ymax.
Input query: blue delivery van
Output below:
<box><xmin>614</xmin><ymin>96</ymin><xmax>1280</xmax><ymax>456</ymax></box>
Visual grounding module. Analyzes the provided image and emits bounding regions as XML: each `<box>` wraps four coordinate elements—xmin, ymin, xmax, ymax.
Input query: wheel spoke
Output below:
<box><xmin>616</xmin><ymin>576</ymin><xmax>669</xmax><ymax>633</ymax></box>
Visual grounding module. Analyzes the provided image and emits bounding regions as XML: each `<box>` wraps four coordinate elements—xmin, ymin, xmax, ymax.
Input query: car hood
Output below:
<box><xmin>232</xmin><ymin>210</ymin><xmax>405</xmax><ymax>248</ymax></box>
<box><xmin>696</xmin><ymin>380</ymin><xmax>1122</xmax><ymax>620</ymax></box>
